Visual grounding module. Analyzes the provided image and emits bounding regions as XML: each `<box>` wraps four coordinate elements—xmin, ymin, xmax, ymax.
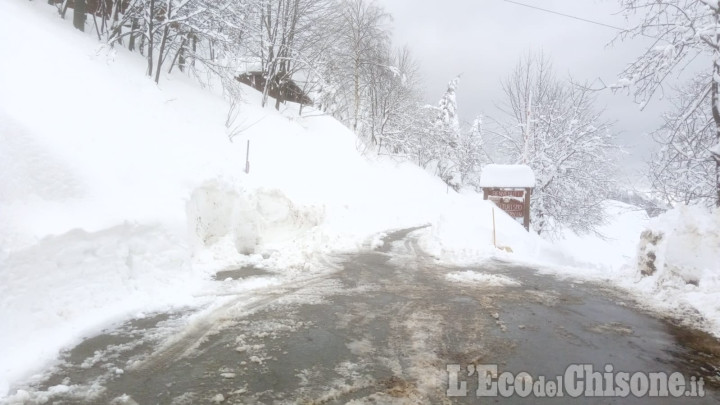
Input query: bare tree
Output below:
<box><xmin>367</xmin><ymin>46</ymin><xmax>422</xmax><ymax>150</ymax></box>
<box><xmin>614</xmin><ymin>0</ymin><xmax>720</xmax><ymax>206</ymax></box>
<box><xmin>105</xmin><ymin>0</ymin><xmax>250</xmax><ymax>84</ymax></box>
<box><xmin>341</xmin><ymin>0</ymin><xmax>389</xmax><ymax>132</ymax></box>
<box><xmin>237</xmin><ymin>0</ymin><xmax>336</xmax><ymax>109</ymax></box>
<box><xmin>494</xmin><ymin>54</ymin><xmax>619</xmax><ymax>236</ymax></box>
<box><xmin>311</xmin><ymin>0</ymin><xmax>390</xmax><ymax>135</ymax></box>
<box><xmin>649</xmin><ymin>73</ymin><xmax>718</xmax><ymax>207</ymax></box>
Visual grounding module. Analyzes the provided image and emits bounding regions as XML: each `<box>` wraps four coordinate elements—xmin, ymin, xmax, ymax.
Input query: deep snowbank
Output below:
<box><xmin>634</xmin><ymin>205</ymin><xmax>720</xmax><ymax>333</ymax></box>
<box><xmin>0</xmin><ymin>223</ymin><xmax>206</xmax><ymax>394</ymax></box>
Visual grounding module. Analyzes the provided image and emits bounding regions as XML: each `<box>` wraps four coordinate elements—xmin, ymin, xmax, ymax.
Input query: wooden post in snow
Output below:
<box><xmin>245</xmin><ymin>140</ymin><xmax>250</xmax><ymax>174</ymax></box>
<box><xmin>523</xmin><ymin>187</ymin><xmax>532</xmax><ymax>231</ymax></box>
<box><xmin>492</xmin><ymin>207</ymin><xmax>497</xmax><ymax>248</ymax></box>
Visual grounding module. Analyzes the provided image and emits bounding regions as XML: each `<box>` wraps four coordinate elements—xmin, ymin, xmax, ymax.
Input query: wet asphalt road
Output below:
<box><xmin>10</xmin><ymin>228</ymin><xmax>720</xmax><ymax>404</ymax></box>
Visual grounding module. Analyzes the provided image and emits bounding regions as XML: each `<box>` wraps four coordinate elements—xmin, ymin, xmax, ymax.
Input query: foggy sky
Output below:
<box><xmin>378</xmin><ymin>0</ymin><xmax>673</xmax><ymax>185</ymax></box>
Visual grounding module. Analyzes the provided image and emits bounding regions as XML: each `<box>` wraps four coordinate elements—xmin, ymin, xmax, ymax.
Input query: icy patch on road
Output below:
<box><xmin>445</xmin><ymin>271</ymin><xmax>521</xmax><ymax>287</ymax></box>
<box><xmin>272</xmin><ymin>278</ymin><xmax>345</xmax><ymax>307</ymax></box>
<box><xmin>346</xmin><ymin>339</ymin><xmax>375</xmax><ymax>356</ymax></box>
<box><xmin>395</xmin><ymin>311</ymin><xmax>447</xmax><ymax>400</ymax></box>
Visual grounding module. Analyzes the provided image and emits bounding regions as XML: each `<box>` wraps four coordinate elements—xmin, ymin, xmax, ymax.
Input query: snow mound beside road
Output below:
<box><xmin>634</xmin><ymin>205</ymin><xmax>720</xmax><ymax>332</ymax></box>
<box><xmin>187</xmin><ymin>181</ymin><xmax>323</xmax><ymax>256</ymax></box>
<box><xmin>637</xmin><ymin>205</ymin><xmax>720</xmax><ymax>285</ymax></box>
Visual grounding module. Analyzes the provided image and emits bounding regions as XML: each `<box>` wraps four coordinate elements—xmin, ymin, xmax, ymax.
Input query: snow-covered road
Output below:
<box><xmin>6</xmin><ymin>228</ymin><xmax>720</xmax><ymax>404</ymax></box>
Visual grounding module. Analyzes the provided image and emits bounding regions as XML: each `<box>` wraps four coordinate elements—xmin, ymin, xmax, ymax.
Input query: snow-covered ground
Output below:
<box><xmin>1</xmin><ymin>0</ymin><xmax>719</xmax><ymax>400</ymax></box>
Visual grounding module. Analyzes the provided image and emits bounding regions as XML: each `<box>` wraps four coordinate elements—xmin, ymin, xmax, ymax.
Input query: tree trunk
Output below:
<box><xmin>128</xmin><ymin>18</ymin><xmax>138</xmax><ymax>51</ymax></box>
<box><xmin>60</xmin><ymin>0</ymin><xmax>69</xmax><ymax>18</ymax></box>
<box><xmin>91</xmin><ymin>13</ymin><xmax>101</xmax><ymax>40</ymax></box>
<box><xmin>168</xmin><ymin>37</ymin><xmax>187</xmax><ymax>74</ymax></box>
<box><xmin>716</xmin><ymin>159</ymin><xmax>720</xmax><ymax>207</ymax></box>
<box><xmin>111</xmin><ymin>0</ymin><xmax>121</xmax><ymax>24</ymax></box>
<box><xmin>712</xmin><ymin>24</ymin><xmax>720</xmax><ymax>207</ymax></box>
<box><xmin>353</xmin><ymin>57</ymin><xmax>360</xmax><ymax>131</ymax></box>
<box><xmin>154</xmin><ymin>24</ymin><xmax>169</xmax><ymax>83</ymax></box>
<box><xmin>73</xmin><ymin>0</ymin><xmax>86</xmax><ymax>31</ymax></box>
<box><xmin>190</xmin><ymin>33</ymin><xmax>196</xmax><ymax>67</ymax></box>
<box><xmin>108</xmin><ymin>0</ymin><xmax>123</xmax><ymax>45</ymax></box>
<box><xmin>146</xmin><ymin>0</ymin><xmax>155</xmax><ymax>77</ymax></box>
<box><xmin>154</xmin><ymin>0</ymin><xmax>170</xmax><ymax>84</ymax></box>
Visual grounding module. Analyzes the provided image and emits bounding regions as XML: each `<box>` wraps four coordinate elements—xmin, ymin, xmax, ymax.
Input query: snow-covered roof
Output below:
<box><xmin>479</xmin><ymin>164</ymin><xmax>535</xmax><ymax>188</ymax></box>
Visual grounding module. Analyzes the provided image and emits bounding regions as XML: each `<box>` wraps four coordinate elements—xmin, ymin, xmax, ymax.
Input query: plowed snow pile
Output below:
<box><xmin>632</xmin><ymin>205</ymin><xmax>720</xmax><ymax>333</ymax></box>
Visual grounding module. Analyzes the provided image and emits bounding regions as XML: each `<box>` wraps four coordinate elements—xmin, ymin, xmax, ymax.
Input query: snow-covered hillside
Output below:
<box><xmin>0</xmin><ymin>0</ymin><xmax>541</xmax><ymax>395</ymax></box>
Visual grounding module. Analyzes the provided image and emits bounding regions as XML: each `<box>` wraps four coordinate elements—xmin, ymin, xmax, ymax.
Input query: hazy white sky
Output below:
<box><xmin>377</xmin><ymin>0</ymin><xmax>674</xmax><ymax>183</ymax></box>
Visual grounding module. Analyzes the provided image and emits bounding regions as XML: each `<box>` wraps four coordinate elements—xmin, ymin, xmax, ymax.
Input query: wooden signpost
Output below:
<box><xmin>483</xmin><ymin>187</ymin><xmax>532</xmax><ymax>230</ymax></box>
<box><xmin>479</xmin><ymin>165</ymin><xmax>535</xmax><ymax>231</ymax></box>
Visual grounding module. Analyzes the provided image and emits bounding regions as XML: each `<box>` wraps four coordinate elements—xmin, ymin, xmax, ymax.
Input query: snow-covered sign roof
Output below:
<box><xmin>479</xmin><ymin>164</ymin><xmax>535</xmax><ymax>188</ymax></box>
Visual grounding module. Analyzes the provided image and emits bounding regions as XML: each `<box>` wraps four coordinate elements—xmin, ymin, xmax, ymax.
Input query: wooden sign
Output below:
<box><xmin>479</xmin><ymin>164</ymin><xmax>535</xmax><ymax>231</ymax></box>
<box><xmin>486</xmin><ymin>190</ymin><xmax>525</xmax><ymax>217</ymax></box>
<box><xmin>483</xmin><ymin>187</ymin><xmax>533</xmax><ymax>231</ymax></box>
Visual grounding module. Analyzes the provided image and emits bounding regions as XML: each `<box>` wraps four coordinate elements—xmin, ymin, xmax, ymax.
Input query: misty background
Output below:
<box><xmin>378</xmin><ymin>0</ymin><xmax>679</xmax><ymax>185</ymax></box>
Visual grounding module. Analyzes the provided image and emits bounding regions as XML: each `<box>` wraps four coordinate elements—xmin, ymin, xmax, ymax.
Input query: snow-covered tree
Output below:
<box><xmin>615</xmin><ymin>0</ymin><xmax>720</xmax><ymax>206</ymax></box>
<box><xmin>649</xmin><ymin>73</ymin><xmax>718</xmax><ymax>207</ymax></box>
<box><xmin>368</xmin><ymin>47</ymin><xmax>423</xmax><ymax>152</ymax></box>
<box><xmin>494</xmin><ymin>54</ymin><xmax>619</xmax><ymax>236</ymax></box>
<box><xmin>433</xmin><ymin>76</ymin><xmax>462</xmax><ymax>190</ymax></box>
<box><xmin>245</xmin><ymin>0</ymin><xmax>336</xmax><ymax>109</ymax></box>
<box><xmin>107</xmin><ymin>0</ymin><xmax>249</xmax><ymax>84</ymax></box>
<box><xmin>453</xmin><ymin>117</ymin><xmax>486</xmax><ymax>190</ymax></box>
<box><xmin>435</xmin><ymin>76</ymin><xmax>460</xmax><ymax>134</ymax></box>
<box><xmin>386</xmin><ymin>75</ymin><xmax>484</xmax><ymax>191</ymax></box>
<box><xmin>311</xmin><ymin>0</ymin><xmax>391</xmax><ymax>138</ymax></box>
